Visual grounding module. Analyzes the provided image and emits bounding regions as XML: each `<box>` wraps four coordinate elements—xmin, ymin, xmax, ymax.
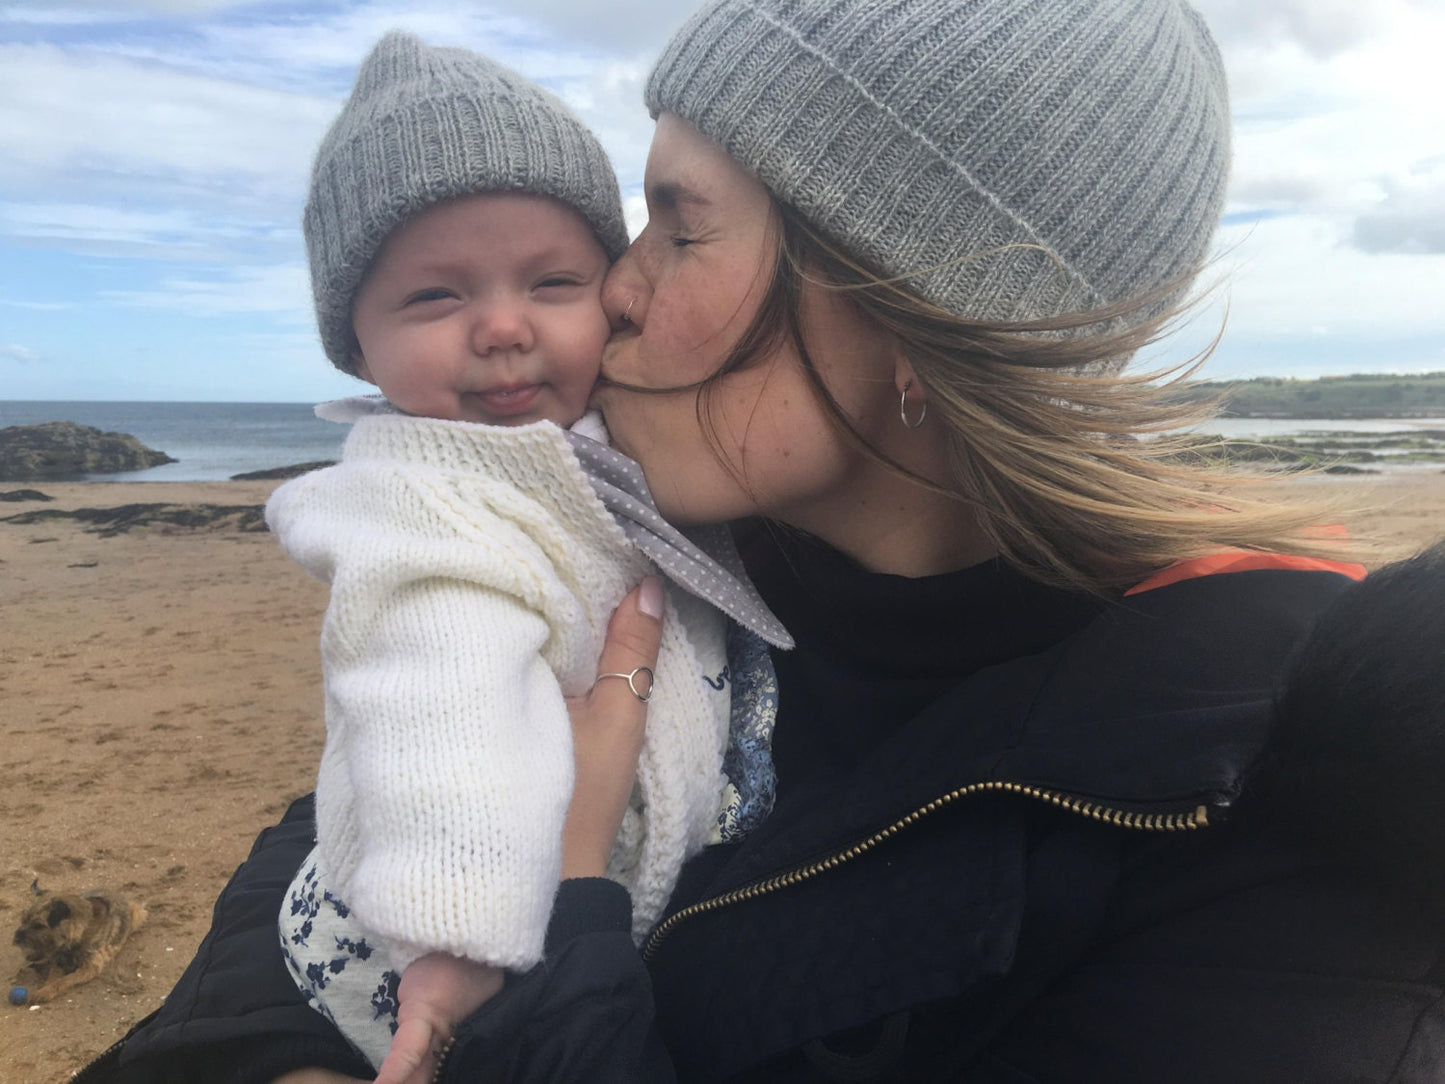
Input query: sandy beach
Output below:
<box><xmin>1</xmin><ymin>473</ymin><xmax>1442</xmax><ymax>1082</ymax></box>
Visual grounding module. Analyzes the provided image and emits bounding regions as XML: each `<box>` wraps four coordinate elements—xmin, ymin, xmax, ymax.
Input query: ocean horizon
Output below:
<box><xmin>0</xmin><ymin>401</ymin><xmax>348</xmax><ymax>482</ymax></box>
<box><xmin>3</xmin><ymin>401</ymin><xmax>1445</xmax><ymax>482</ymax></box>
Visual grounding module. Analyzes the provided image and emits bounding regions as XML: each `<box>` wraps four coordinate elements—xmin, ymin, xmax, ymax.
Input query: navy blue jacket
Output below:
<box><xmin>80</xmin><ymin>555</ymin><xmax>1445</xmax><ymax>1083</ymax></box>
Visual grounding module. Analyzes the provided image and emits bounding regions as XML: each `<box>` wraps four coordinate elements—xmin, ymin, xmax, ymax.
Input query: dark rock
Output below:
<box><xmin>1</xmin><ymin>503</ymin><xmax>266</xmax><ymax>537</ymax></box>
<box><xmin>0</xmin><ymin>489</ymin><xmax>54</xmax><ymax>502</ymax></box>
<box><xmin>230</xmin><ymin>461</ymin><xmax>336</xmax><ymax>481</ymax></box>
<box><xmin>0</xmin><ymin>422</ymin><xmax>175</xmax><ymax>481</ymax></box>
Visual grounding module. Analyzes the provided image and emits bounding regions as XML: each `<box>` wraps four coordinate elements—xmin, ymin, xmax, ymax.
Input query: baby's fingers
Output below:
<box><xmin>372</xmin><ymin>1016</ymin><xmax>436</xmax><ymax>1084</ymax></box>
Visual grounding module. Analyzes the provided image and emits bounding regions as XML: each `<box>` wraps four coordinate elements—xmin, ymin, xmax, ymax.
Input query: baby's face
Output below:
<box><xmin>350</xmin><ymin>192</ymin><xmax>611</xmax><ymax>427</ymax></box>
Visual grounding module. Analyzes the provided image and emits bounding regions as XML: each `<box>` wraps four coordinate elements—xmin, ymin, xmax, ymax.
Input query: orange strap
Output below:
<box><xmin>1125</xmin><ymin>552</ymin><xmax>1368</xmax><ymax>597</ymax></box>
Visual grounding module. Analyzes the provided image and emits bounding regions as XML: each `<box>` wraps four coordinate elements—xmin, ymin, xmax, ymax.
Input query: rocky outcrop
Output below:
<box><xmin>230</xmin><ymin>461</ymin><xmax>336</xmax><ymax>481</ymax></box>
<box><xmin>0</xmin><ymin>422</ymin><xmax>176</xmax><ymax>480</ymax></box>
<box><xmin>1</xmin><ymin>503</ymin><xmax>266</xmax><ymax>536</ymax></box>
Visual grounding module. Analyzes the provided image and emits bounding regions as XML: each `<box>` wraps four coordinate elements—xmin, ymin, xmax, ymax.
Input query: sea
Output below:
<box><xmin>2</xmin><ymin>401</ymin><xmax>1444</xmax><ymax>482</ymax></box>
<box><xmin>0</xmin><ymin>401</ymin><xmax>350</xmax><ymax>482</ymax></box>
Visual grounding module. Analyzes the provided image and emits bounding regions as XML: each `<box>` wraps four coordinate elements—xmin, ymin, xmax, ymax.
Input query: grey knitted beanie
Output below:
<box><xmin>306</xmin><ymin>31</ymin><xmax>630</xmax><ymax>372</ymax></box>
<box><xmin>647</xmin><ymin>0</ymin><xmax>1230</xmax><ymax>330</ymax></box>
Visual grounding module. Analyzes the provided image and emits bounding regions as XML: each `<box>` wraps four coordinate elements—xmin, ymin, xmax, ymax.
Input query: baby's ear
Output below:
<box><xmin>349</xmin><ymin>349</ymin><xmax>376</xmax><ymax>386</ymax></box>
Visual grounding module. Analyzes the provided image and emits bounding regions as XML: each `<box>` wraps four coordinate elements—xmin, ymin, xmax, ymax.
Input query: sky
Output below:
<box><xmin>1</xmin><ymin>0</ymin><xmax>1443</xmax><ymax>403</ymax></box>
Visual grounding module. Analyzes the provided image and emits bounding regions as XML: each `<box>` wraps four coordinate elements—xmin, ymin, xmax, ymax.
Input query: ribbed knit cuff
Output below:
<box><xmin>545</xmin><ymin>878</ymin><xmax>633</xmax><ymax>951</ymax></box>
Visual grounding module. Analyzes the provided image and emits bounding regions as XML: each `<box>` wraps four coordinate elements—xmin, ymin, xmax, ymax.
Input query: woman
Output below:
<box><xmin>80</xmin><ymin>0</ymin><xmax>1445</xmax><ymax>1081</ymax></box>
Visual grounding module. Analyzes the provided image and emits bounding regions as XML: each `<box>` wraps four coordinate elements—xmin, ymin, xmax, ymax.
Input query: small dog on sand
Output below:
<box><xmin>12</xmin><ymin>887</ymin><xmax>147</xmax><ymax>1003</ymax></box>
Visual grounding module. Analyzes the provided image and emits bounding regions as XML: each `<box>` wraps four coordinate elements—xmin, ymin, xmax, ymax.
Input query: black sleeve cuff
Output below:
<box><xmin>220</xmin><ymin>1034</ymin><xmax>374</xmax><ymax>1084</ymax></box>
<box><xmin>99</xmin><ymin>1033</ymin><xmax>371</xmax><ymax>1084</ymax></box>
<box><xmin>545</xmin><ymin>877</ymin><xmax>633</xmax><ymax>950</ymax></box>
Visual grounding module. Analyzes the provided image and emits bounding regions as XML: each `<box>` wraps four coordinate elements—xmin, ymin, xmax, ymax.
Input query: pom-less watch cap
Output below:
<box><xmin>306</xmin><ymin>31</ymin><xmax>630</xmax><ymax>372</ymax></box>
<box><xmin>647</xmin><ymin>0</ymin><xmax>1230</xmax><ymax>330</ymax></box>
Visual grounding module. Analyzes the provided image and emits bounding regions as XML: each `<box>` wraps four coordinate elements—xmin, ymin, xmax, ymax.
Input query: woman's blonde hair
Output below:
<box><xmin>690</xmin><ymin>203</ymin><xmax>1351</xmax><ymax>596</ymax></box>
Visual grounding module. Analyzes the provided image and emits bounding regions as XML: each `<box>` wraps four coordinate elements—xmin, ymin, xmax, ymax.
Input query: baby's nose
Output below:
<box><xmin>472</xmin><ymin>300</ymin><xmax>534</xmax><ymax>354</ymax></box>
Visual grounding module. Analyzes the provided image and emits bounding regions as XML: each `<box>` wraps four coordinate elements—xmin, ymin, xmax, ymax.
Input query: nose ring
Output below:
<box><xmin>620</xmin><ymin>297</ymin><xmax>636</xmax><ymax>325</ymax></box>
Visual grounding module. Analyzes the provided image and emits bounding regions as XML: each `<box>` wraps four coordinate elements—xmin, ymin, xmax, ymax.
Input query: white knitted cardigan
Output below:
<box><xmin>266</xmin><ymin>411</ymin><xmax>731</xmax><ymax>971</ymax></box>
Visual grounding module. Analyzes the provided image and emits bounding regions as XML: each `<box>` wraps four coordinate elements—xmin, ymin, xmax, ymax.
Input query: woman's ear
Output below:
<box><xmin>890</xmin><ymin>352</ymin><xmax>924</xmax><ymax>419</ymax></box>
<box><xmin>893</xmin><ymin>354</ymin><xmax>919</xmax><ymax>400</ymax></box>
<box><xmin>894</xmin><ymin>353</ymin><xmax>929</xmax><ymax>430</ymax></box>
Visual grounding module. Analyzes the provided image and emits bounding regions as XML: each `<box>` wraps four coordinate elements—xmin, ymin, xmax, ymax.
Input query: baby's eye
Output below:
<box><xmin>536</xmin><ymin>276</ymin><xmax>584</xmax><ymax>290</ymax></box>
<box><xmin>405</xmin><ymin>287</ymin><xmax>454</xmax><ymax>305</ymax></box>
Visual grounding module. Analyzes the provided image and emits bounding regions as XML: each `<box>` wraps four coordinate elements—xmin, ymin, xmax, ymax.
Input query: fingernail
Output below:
<box><xmin>638</xmin><ymin>575</ymin><xmax>664</xmax><ymax>620</ymax></box>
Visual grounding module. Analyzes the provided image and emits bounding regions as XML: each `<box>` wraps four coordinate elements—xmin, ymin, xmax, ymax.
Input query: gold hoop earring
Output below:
<box><xmin>899</xmin><ymin>379</ymin><xmax>927</xmax><ymax>429</ymax></box>
<box><xmin>620</xmin><ymin>297</ymin><xmax>636</xmax><ymax>325</ymax></box>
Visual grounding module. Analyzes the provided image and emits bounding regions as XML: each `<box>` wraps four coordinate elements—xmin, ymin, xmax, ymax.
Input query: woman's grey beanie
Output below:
<box><xmin>647</xmin><ymin>0</ymin><xmax>1230</xmax><ymax>328</ymax></box>
<box><xmin>306</xmin><ymin>31</ymin><xmax>630</xmax><ymax>373</ymax></box>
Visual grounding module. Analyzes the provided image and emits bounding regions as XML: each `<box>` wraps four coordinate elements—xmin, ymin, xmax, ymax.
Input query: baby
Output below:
<box><xmin>268</xmin><ymin>31</ymin><xmax>790</xmax><ymax>1083</ymax></box>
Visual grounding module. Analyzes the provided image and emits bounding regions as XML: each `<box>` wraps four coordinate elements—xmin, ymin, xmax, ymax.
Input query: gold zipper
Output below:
<box><xmin>641</xmin><ymin>781</ymin><xmax>1209</xmax><ymax>963</ymax></box>
<box><xmin>431</xmin><ymin>1034</ymin><xmax>457</xmax><ymax>1083</ymax></box>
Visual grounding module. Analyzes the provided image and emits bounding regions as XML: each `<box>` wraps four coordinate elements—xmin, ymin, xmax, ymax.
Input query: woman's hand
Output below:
<box><xmin>562</xmin><ymin>576</ymin><xmax>664</xmax><ymax>879</ymax></box>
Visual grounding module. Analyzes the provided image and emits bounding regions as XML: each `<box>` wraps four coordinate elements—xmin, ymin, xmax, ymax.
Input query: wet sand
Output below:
<box><xmin>1</xmin><ymin>474</ymin><xmax>1442</xmax><ymax>1082</ymax></box>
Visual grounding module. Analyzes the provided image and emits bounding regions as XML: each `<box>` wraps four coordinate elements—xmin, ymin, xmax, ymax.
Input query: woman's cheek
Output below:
<box><xmin>628</xmin><ymin>398</ymin><xmax>749</xmax><ymax>525</ymax></box>
<box><xmin>640</xmin><ymin>320</ymin><xmax>716</xmax><ymax>387</ymax></box>
<box><xmin>646</xmin><ymin>280</ymin><xmax>759</xmax><ymax>384</ymax></box>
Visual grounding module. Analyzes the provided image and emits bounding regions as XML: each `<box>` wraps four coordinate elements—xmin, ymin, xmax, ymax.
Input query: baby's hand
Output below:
<box><xmin>372</xmin><ymin>953</ymin><xmax>503</xmax><ymax>1084</ymax></box>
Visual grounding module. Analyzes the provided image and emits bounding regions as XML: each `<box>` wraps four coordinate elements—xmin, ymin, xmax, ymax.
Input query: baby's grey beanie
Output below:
<box><xmin>306</xmin><ymin>31</ymin><xmax>630</xmax><ymax>373</ymax></box>
<box><xmin>647</xmin><ymin>0</ymin><xmax>1230</xmax><ymax>329</ymax></box>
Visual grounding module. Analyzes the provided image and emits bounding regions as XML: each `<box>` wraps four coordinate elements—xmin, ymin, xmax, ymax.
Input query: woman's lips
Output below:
<box><xmin>470</xmin><ymin>384</ymin><xmax>541</xmax><ymax>416</ymax></box>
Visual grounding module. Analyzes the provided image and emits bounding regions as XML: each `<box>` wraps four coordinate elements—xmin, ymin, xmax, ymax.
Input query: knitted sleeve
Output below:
<box><xmin>266</xmin><ymin>459</ymin><xmax>579</xmax><ymax>973</ymax></box>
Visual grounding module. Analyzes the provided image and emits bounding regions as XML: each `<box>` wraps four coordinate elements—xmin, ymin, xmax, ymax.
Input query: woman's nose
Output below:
<box><xmin>602</xmin><ymin>250</ymin><xmax>647</xmax><ymax>331</ymax></box>
<box><xmin>471</xmin><ymin>299</ymin><xmax>534</xmax><ymax>354</ymax></box>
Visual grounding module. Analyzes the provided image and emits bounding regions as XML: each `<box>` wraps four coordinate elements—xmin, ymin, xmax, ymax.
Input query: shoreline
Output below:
<box><xmin>2</xmin><ymin>473</ymin><xmax>1442</xmax><ymax>1080</ymax></box>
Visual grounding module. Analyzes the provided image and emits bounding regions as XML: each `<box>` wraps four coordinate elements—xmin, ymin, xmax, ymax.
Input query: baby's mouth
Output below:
<box><xmin>469</xmin><ymin>384</ymin><xmax>542</xmax><ymax>416</ymax></box>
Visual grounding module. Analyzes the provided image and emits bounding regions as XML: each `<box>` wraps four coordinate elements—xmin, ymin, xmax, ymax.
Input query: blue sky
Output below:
<box><xmin>2</xmin><ymin>0</ymin><xmax>1443</xmax><ymax>402</ymax></box>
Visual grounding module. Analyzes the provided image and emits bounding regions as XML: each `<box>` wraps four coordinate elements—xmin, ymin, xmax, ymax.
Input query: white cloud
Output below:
<box><xmin>183</xmin><ymin>6</ymin><xmax>664</xmax><ymax>152</ymax></box>
<box><xmin>2</xmin><ymin>0</ymin><xmax>1442</xmax><ymax>397</ymax></box>
<box><xmin>484</xmin><ymin>0</ymin><xmax>704</xmax><ymax>53</ymax></box>
<box><xmin>175</xmin><ymin>2</ymin><xmax>658</xmax><ymax>91</ymax></box>
<box><xmin>0</xmin><ymin>300</ymin><xmax>75</xmax><ymax>311</ymax></box>
<box><xmin>4</xmin><ymin>202</ymin><xmax>201</xmax><ymax>246</ymax></box>
<box><xmin>0</xmin><ymin>200</ymin><xmax>294</xmax><ymax>262</ymax></box>
<box><xmin>190</xmin><ymin>8</ymin><xmax>560</xmax><ymax>89</ymax></box>
<box><xmin>98</xmin><ymin>0</ymin><xmax>273</xmax><ymax>10</ymax></box>
<box><xmin>1354</xmin><ymin>168</ymin><xmax>1445</xmax><ymax>254</ymax></box>
<box><xmin>6</xmin><ymin>0</ymin><xmax>278</xmax><ymax>18</ymax></box>
<box><xmin>1228</xmin><ymin>174</ymin><xmax>1328</xmax><ymax>209</ymax></box>
<box><xmin>0</xmin><ymin>8</ymin><xmax>663</xmax><ymax>262</ymax></box>
<box><xmin>1194</xmin><ymin>0</ymin><xmax>1387</xmax><ymax>57</ymax></box>
<box><xmin>0</xmin><ymin>344</ymin><xmax>41</xmax><ymax>363</ymax></box>
<box><xmin>0</xmin><ymin>44</ymin><xmax>335</xmax><ymax>197</ymax></box>
<box><xmin>623</xmin><ymin>193</ymin><xmax>648</xmax><ymax>240</ymax></box>
<box><xmin>1215</xmin><ymin>0</ymin><xmax>1445</xmax><ymax>286</ymax></box>
<box><xmin>102</xmin><ymin>263</ymin><xmax>312</xmax><ymax>319</ymax></box>
<box><xmin>1215</xmin><ymin>214</ymin><xmax>1445</xmax><ymax>339</ymax></box>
